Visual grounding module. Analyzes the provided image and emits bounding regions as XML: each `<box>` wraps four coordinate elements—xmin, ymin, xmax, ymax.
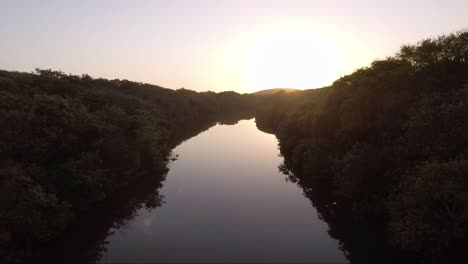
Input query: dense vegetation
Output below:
<box><xmin>1</xmin><ymin>30</ymin><xmax>467</xmax><ymax>263</ymax></box>
<box><xmin>0</xmin><ymin>69</ymin><xmax>253</xmax><ymax>261</ymax></box>
<box><xmin>255</xmin><ymin>30</ymin><xmax>468</xmax><ymax>262</ymax></box>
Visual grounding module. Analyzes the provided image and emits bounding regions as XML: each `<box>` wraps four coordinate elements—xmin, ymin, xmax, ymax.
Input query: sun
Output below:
<box><xmin>245</xmin><ymin>23</ymin><xmax>344</xmax><ymax>91</ymax></box>
<box><xmin>207</xmin><ymin>21</ymin><xmax>367</xmax><ymax>93</ymax></box>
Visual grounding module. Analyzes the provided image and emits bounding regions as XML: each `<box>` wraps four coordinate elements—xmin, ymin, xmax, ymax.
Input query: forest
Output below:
<box><xmin>0</xmin><ymin>69</ymin><xmax>254</xmax><ymax>261</ymax></box>
<box><xmin>255</xmin><ymin>30</ymin><xmax>468</xmax><ymax>262</ymax></box>
<box><xmin>1</xmin><ymin>30</ymin><xmax>467</xmax><ymax>263</ymax></box>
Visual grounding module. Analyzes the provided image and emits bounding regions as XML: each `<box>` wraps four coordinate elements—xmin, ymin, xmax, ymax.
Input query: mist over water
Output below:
<box><xmin>99</xmin><ymin>119</ymin><xmax>347</xmax><ymax>263</ymax></box>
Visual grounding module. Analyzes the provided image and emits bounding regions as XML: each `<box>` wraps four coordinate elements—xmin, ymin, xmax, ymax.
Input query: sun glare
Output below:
<box><xmin>208</xmin><ymin>21</ymin><xmax>370</xmax><ymax>93</ymax></box>
<box><xmin>244</xmin><ymin>23</ymin><xmax>346</xmax><ymax>91</ymax></box>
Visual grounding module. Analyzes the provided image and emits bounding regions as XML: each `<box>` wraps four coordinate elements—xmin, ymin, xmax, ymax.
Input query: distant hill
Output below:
<box><xmin>252</xmin><ymin>88</ymin><xmax>299</xmax><ymax>95</ymax></box>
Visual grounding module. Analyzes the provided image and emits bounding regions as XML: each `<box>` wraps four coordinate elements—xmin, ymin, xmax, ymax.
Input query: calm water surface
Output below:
<box><xmin>99</xmin><ymin>119</ymin><xmax>347</xmax><ymax>263</ymax></box>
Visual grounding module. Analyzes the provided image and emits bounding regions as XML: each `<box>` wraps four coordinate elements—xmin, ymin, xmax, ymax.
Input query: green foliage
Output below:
<box><xmin>1</xmin><ymin>29</ymin><xmax>465</xmax><ymax>263</ymax></box>
<box><xmin>255</xmin><ymin>30</ymin><xmax>468</xmax><ymax>260</ymax></box>
<box><xmin>390</xmin><ymin>160</ymin><xmax>468</xmax><ymax>254</ymax></box>
<box><xmin>0</xmin><ymin>68</ymin><xmax>254</xmax><ymax>260</ymax></box>
<box><xmin>0</xmin><ymin>165</ymin><xmax>72</xmax><ymax>245</ymax></box>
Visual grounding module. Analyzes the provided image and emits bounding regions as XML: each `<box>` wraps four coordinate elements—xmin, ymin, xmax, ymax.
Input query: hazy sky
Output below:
<box><xmin>1</xmin><ymin>0</ymin><xmax>467</xmax><ymax>93</ymax></box>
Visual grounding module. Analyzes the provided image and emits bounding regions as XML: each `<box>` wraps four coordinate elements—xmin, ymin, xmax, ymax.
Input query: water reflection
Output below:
<box><xmin>37</xmin><ymin>171</ymin><xmax>166</xmax><ymax>263</ymax></box>
<box><xmin>276</xmin><ymin>143</ymin><xmax>417</xmax><ymax>264</ymax></box>
<box><xmin>100</xmin><ymin>119</ymin><xmax>346</xmax><ymax>263</ymax></box>
<box><xmin>39</xmin><ymin>119</ymin><xmax>348</xmax><ymax>263</ymax></box>
<box><xmin>37</xmin><ymin>118</ymin><xmax>218</xmax><ymax>264</ymax></box>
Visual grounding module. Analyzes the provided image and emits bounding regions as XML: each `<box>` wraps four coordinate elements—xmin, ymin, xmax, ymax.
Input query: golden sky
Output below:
<box><xmin>1</xmin><ymin>0</ymin><xmax>467</xmax><ymax>93</ymax></box>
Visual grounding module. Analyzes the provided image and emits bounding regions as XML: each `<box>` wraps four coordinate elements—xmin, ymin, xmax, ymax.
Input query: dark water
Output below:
<box><xmin>97</xmin><ymin>119</ymin><xmax>347</xmax><ymax>263</ymax></box>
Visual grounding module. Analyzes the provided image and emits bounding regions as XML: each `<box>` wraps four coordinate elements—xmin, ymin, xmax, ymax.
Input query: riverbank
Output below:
<box><xmin>254</xmin><ymin>31</ymin><xmax>468</xmax><ymax>262</ymax></box>
<box><xmin>0</xmin><ymin>69</ymin><xmax>254</xmax><ymax>262</ymax></box>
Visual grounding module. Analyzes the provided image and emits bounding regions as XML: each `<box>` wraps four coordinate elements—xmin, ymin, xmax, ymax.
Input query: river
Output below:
<box><xmin>96</xmin><ymin>119</ymin><xmax>347</xmax><ymax>263</ymax></box>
